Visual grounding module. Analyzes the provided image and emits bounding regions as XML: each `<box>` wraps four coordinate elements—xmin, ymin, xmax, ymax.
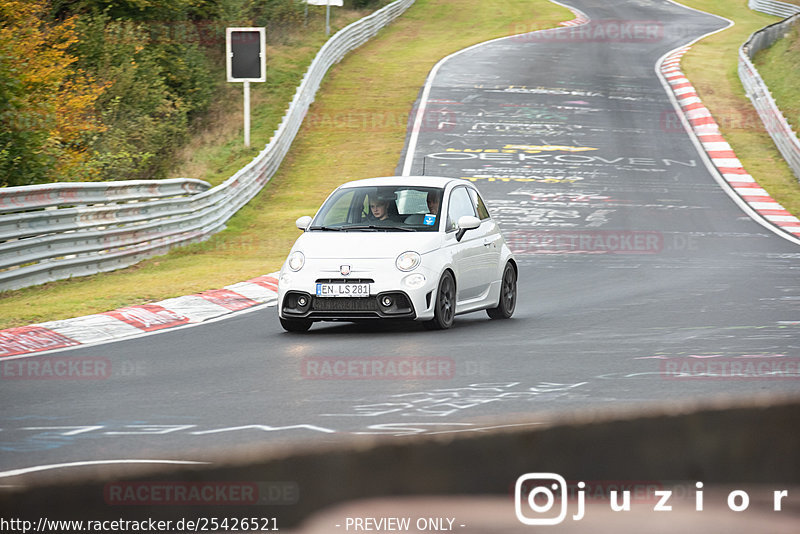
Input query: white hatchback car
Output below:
<box><xmin>277</xmin><ymin>176</ymin><xmax>517</xmax><ymax>332</ymax></box>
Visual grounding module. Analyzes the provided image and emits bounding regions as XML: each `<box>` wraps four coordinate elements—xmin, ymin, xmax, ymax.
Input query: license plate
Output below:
<box><xmin>315</xmin><ymin>283</ymin><xmax>370</xmax><ymax>298</ymax></box>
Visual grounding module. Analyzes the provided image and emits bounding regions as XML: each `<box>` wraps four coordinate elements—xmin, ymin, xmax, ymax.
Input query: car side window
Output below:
<box><xmin>446</xmin><ymin>187</ymin><xmax>477</xmax><ymax>232</ymax></box>
<box><xmin>318</xmin><ymin>190</ymin><xmax>357</xmax><ymax>225</ymax></box>
<box><xmin>468</xmin><ymin>188</ymin><xmax>491</xmax><ymax>220</ymax></box>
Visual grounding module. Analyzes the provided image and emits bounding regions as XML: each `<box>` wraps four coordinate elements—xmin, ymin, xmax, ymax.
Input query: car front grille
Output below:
<box><xmin>314</xmin><ymin>278</ymin><xmax>375</xmax><ymax>284</ymax></box>
<box><xmin>311</xmin><ymin>297</ymin><xmax>379</xmax><ymax>312</ymax></box>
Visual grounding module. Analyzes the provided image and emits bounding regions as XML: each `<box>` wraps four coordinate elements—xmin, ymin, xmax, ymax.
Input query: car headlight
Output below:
<box><xmin>395</xmin><ymin>251</ymin><xmax>421</xmax><ymax>272</ymax></box>
<box><xmin>287</xmin><ymin>251</ymin><xmax>305</xmax><ymax>272</ymax></box>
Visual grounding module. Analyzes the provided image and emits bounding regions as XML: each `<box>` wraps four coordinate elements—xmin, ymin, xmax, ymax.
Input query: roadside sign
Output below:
<box><xmin>226</xmin><ymin>27</ymin><xmax>266</xmax><ymax>147</ymax></box>
<box><xmin>226</xmin><ymin>27</ymin><xmax>266</xmax><ymax>83</ymax></box>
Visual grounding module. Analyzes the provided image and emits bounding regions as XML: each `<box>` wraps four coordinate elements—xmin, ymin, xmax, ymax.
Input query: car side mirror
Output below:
<box><xmin>295</xmin><ymin>216</ymin><xmax>313</xmax><ymax>231</ymax></box>
<box><xmin>456</xmin><ymin>215</ymin><xmax>481</xmax><ymax>241</ymax></box>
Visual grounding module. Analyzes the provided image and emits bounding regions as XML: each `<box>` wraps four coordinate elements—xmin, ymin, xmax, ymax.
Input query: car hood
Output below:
<box><xmin>293</xmin><ymin>231</ymin><xmax>443</xmax><ymax>259</ymax></box>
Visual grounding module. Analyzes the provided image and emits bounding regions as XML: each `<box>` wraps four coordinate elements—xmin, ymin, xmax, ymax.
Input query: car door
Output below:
<box><xmin>468</xmin><ymin>187</ymin><xmax>502</xmax><ymax>297</ymax></box>
<box><xmin>445</xmin><ymin>186</ymin><xmax>484</xmax><ymax>302</ymax></box>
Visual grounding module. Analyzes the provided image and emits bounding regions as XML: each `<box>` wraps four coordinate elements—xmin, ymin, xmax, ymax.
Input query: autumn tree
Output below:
<box><xmin>0</xmin><ymin>0</ymin><xmax>107</xmax><ymax>186</ymax></box>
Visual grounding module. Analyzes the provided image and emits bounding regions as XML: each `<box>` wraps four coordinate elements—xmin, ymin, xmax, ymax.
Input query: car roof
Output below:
<box><xmin>336</xmin><ymin>176</ymin><xmax>471</xmax><ymax>190</ymax></box>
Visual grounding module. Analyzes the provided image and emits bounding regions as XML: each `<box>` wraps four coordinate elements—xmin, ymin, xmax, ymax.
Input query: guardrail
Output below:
<box><xmin>0</xmin><ymin>0</ymin><xmax>415</xmax><ymax>291</ymax></box>
<box><xmin>748</xmin><ymin>0</ymin><xmax>800</xmax><ymax>18</ymax></box>
<box><xmin>739</xmin><ymin>12</ymin><xmax>800</xmax><ymax>182</ymax></box>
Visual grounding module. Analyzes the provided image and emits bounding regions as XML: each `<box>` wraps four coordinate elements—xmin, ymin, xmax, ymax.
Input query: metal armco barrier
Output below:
<box><xmin>748</xmin><ymin>0</ymin><xmax>800</xmax><ymax>18</ymax></box>
<box><xmin>739</xmin><ymin>11</ymin><xmax>800</xmax><ymax>182</ymax></box>
<box><xmin>0</xmin><ymin>0</ymin><xmax>415</xmax><ymax>291</ymax></box>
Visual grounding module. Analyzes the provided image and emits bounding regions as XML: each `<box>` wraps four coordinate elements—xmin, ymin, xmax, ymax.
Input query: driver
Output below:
<box><xmin>368</xmin><ymin>193</ymin><xmax>400</xmax><ymax>224</ymax></box>
<box><xmin>369</xmin><ymin>196</ymin><xmax>391</xmax><ymax>221</ymax></box>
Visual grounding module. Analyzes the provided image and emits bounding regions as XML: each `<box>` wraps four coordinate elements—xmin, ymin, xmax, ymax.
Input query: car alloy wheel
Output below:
<box><xmin>487</xmin><ymin>262</ymin><xmax>516</xmax><ymax>320</ymax></box>
<box><xmin>425</xmin><ymin>271</ymin><xmax>456</xmax><ymax>330</ymax></box>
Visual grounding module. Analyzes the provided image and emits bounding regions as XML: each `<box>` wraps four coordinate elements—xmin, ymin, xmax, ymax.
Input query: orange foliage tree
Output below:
<box><xmin>0</xmin><ymin>0</ymin><xmax>108</xmax><ymax>185</ymax></box>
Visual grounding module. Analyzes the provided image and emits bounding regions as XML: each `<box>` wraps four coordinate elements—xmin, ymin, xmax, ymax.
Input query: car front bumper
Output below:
<box><xmin>277</xmin><ymin>258</ymin><xmax>440</xmax><ymax>321</ymax></box>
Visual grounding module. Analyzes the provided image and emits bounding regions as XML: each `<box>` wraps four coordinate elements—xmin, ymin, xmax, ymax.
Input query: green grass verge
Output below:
<box><xmin>678</xmin><ymin>0</ymin><xmax>800</xmax><ymax>216</ymax></box>
<box><xmin>0</xmin><ymin>0</ymin><xmax>572</xmax><ymax>329</ymax></box>
<box><xmin>754</xmin><ymin>23</ymin><xmax>800</xmax><ymax>134</ymax></box>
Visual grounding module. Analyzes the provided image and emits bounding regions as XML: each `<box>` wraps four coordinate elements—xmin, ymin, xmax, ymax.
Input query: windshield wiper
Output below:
<box><xmin>308</xmin><ymin>225</ymin><xmax>343</xmax><ymax>231</ymax></box>
<box><xmin>341</xmin><ymin>225</ymin><xmax>380</xmax><ymax>231</ymax></box>
<box><xmin>345</xmin><ymin>225</ymin><xmax>415</xmax><ymax>232</ymax></box>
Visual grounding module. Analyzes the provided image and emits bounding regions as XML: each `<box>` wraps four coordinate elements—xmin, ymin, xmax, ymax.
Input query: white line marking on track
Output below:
<box><xmin>400</xmin><ymin>0</ymin><xmax>590</xmax><ymax>176</ymax></box>
<box><xmin>0</xmin><ymin>459</ymin><xmax>210</xmax><ymax>479</ymax></box>
<box><xmin>424</xmin><ymin>422</ymin><xmax>544</xmax><ymax>435</ymax></box>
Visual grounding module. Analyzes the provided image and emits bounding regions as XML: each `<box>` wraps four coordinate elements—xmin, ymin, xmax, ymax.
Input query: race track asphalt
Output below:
<box><xmin>1</xmin><ymin>0</ymin><xmax>798</xmax><ymax>477</ymax></box>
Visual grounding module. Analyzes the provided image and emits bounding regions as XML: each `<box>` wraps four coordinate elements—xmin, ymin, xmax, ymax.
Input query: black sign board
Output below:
<box><xmin>226</xmin><ymin>28</ymin><xmax>266</xmax><ymax>82</ymax></box>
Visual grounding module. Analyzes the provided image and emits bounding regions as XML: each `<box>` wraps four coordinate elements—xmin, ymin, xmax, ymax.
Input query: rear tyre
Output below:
<box><xmin>280</xmin><ymin>317</ymin><xmax>313</xmax><ymax>332</ymax></box>
<box><xmin>487</xmin><ymin>262</ymin><xmax>516</xmax><ymax>319</ymax></box>
<box><xmin>424</xmin><ymin>271</ymin><xmax>456</xmax><ymax>330</ymax></box>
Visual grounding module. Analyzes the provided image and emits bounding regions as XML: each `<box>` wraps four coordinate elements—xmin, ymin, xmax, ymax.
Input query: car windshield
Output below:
<box><xmin>309</xmin><ymin>185</ymin><xmax>443</xmax><ymax>232</ymax></box>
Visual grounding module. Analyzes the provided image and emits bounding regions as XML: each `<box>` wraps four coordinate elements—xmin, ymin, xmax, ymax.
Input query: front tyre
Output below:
<box><xmin>280</xmin><ymin>317</ymin><xmax>313</xmax><ymax>332</ymax></box>
<box><xmin>487</xmin><ymin>262</ymin><xmax>516</xmax><ymax>319</ymax></box>
<box><xmin>424</xmin><ymin>271</ymin><xmax>456</xmax><ymax>330</ymax></box>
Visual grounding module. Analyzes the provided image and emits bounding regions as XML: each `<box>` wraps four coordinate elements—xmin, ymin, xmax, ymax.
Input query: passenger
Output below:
<box><xmin>427</xmin><ymin>190</ymin><xmax>441</xmax><ymax>215</ymax></box>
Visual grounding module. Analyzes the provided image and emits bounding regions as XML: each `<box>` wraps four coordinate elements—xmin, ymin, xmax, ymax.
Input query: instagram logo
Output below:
<box><xmin>515</xmin><ymin>473</ymin><xmax>792</xmax><ymax>524</ymax></box>
<box><xmin>514</xmin><ymin>473</ymin><xmax>571</xmax><ymax>525</ymax></box>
